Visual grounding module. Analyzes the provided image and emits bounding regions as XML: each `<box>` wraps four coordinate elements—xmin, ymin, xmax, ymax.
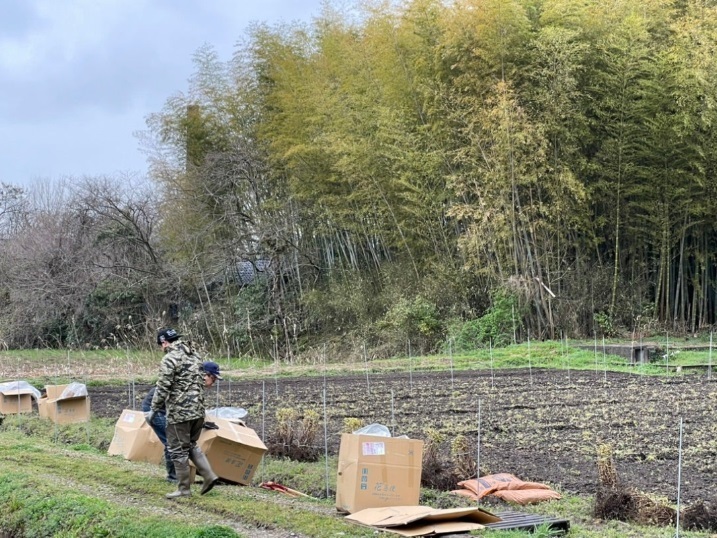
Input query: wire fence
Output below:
<box><xmin>1</xmin><ymin>337</ymin><xmax>714</xmax><ymax>510</ymax></box>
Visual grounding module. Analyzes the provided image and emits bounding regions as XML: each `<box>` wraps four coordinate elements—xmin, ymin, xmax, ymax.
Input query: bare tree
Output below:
<box><xmin>0</xmin><ymin>176</ymin><xmax>170</xmax><ymax>347</ymax></box>
<box><xmin>0</xmin><ymin>182</ymin><xmax>27</xmax><ymax>239</ymax></box>
<box><xmin>0</xmin><ymin>179</ymin><xmax>96</xmax><ymax>346</ymax></box>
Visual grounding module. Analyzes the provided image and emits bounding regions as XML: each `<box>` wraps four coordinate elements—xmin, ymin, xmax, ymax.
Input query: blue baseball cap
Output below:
<box><xmin>203</xmin><ymin>361</ymin><xmax>223</xmax><ymax>380</ymax></box>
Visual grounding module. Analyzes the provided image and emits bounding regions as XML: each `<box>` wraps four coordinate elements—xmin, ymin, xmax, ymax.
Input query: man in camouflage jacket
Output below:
<box><xmin>146</xmin><ymin>328</ymin><xmax>219</xmax><ymax>499</ymax></box>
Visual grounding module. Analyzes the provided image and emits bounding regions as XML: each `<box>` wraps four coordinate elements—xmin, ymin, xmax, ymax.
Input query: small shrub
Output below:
<box><xmin>296</xmin><ymin>410</ymin><xmax>320</xmax><ymax>448</ymax></box>
<box><xmin>451</xmin><ymin>434</ymin><xmax>477</xmax><ymax>479</ymax></box>
<box><xmin>342</xmin><ymin>417</ymin><xmax>364</xmax><ymax>433</ymax></box>
<box><xmin>423</xmin><ymin>427</ymin><xmax>445</xmax><ymax>467</ymax></box>
<box><xmin>593</xmin><ymin>443</ymin><xmax>677</xmax><ymax>527</ymax></box>
<box><xmin>378</xmin><ymin>296</ymin><xmax>443</xmax><ymax>353</ymax></box>
<box><xmin>445</xmin><ymin>318</ymin><xmax>482</xmax><ymax>352</ymax></box>
<box><xmin>267</xmin><ymin>407</ymin><xmax>321</xmax><ymax>462</ymax></box>
<box><xmin>596</xmin><ymin>443</ymin><xmax>618</xmax><ymax>488</ymax></box>
<box><xmin>594</xmin><ymin>311</ymin><xmax>618</xmax><ymax>337</ymax></box>
<box><xmin>594</xmin><ymin>487</ymin><xmax>638</xmax><ymax>521</ymax></box>
<box><xmin>421</xmin><ymin>428</ymin><xmax>457</xmax><ymax>490</ymax></box>
<box><xmin>682</xmin><ymin>501</ymin><xmax>717</xmax><ymax>531</ymax></box>
<box><xmin>445</xmin><ymin>288</ymin><xmax>522</xmax><ymax>351</ymax></box>
<box><xmin>275</xmin><ymin>407</ymin><xmax>298</xmax><ymax>447</ymax></box>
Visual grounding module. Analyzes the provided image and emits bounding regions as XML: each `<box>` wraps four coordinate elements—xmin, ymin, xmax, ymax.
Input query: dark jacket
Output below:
<box><xmin>141</xmin><ymin>387</ymin><xmax>166</xmax><ymax>414</ymax></box>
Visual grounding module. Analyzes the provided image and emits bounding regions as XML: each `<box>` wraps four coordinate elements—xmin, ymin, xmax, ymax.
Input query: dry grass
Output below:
<box><xmin>594</xmin><ymin>443</ymin><xmax>677</xmax><ymax>527</ymax></box>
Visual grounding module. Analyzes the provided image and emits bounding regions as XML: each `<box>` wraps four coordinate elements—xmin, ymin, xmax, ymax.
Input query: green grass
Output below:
<box><xmin>0</xmin><ymin>471</ymin><xmax>241</xmax><ymax>538</ymax></box>
<box><xmin>0</xmin><ymin>419</ymin><xmax>376</xmax><ymax>537</ymax></box>
<box><xmin>5</xmin><ymin>339</ymin><xmax>717</xmax><ymax>387</ymax></box>
<box><xmin>406</xmin><ymin>339</ymin><xmax>717</xmax><ymax>377</ymax></box>
<box><xmin>0</xmin><ymin>415</ymin><xmax>714</xmax><ymax>537</ymax></box>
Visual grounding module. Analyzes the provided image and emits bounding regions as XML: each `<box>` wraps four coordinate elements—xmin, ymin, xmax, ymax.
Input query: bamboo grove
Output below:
<box><xmin>2</xmin><ymin>0</ymin><xmax>717</xmax><ymax>356</ymax></box>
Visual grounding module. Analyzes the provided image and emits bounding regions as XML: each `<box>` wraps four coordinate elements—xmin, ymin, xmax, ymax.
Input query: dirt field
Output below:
<box><xmin>87</xmin><ymin>367</ymin><xmax>717</xmax><ymax>505</ymax></box>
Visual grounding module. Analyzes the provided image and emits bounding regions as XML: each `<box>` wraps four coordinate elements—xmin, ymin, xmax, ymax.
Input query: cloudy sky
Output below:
<box><xmin>0</xmin><ymin>0</ymin><xmax>326</xmax><ymax>187</ymax></box>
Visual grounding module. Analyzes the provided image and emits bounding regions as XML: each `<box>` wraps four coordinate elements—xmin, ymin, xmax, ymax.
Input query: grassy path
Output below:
<box><xmin>0</xmin><ymin>427</ymin><xmax>374</xmax><ymax>538</ymax></box>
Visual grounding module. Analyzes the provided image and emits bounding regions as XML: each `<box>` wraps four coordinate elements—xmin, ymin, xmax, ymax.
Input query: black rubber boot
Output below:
<box><xmin>165</xmin><ymin>457</ymin><xmax>177</xmax><ymax>483</ymax></box>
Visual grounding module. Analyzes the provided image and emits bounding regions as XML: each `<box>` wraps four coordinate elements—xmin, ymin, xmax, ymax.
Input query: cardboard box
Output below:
<box><xmin>38</xmin><ymin>396</ymin><xmax>49</xmax><ymax>419</ymax></box>
<box><xmin>38</xmin><ymin>384</ymin><xmax>91</xmax><ymax>424</ymax></box>
<box><xmin>196</xmin><ymin>416</ymin><xmax>267</xmax><ymax>485</ymax></box>
<box><xmin>346</xmin><ymin>505</ymin><xmax>502</xmax><ymax>536</ymax></box>
<box><xmin>336</xmin><ymin>433</ymin><xmax>424</xmax><ymax>514</ymax></box>
<box><xmin>0</xmin><ymin>385</ymin><xmax>35</xmax><ymax>414</ymax></box>
<box><xmin>107</xmin><ymin>409</ymin><xmax>165</xmax><ymax>465</ymax></box>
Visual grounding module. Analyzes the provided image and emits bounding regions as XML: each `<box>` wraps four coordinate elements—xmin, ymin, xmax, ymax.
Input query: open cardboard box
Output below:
<box><xmin>107</xmin><ymin>409</ymin><xmax>165</xmax><ymax>465</ymax></box>
<box><xmin>336</xmin><ymin>433</ymin><xmax>424</xmax><ymax>514</ymax></box>
<box><xmin>196</xmin><ymin>415</ymin><xmax>267</xmax><ymax>485</ymax></box>
<box><xmin>38</xmin><ymin>384</ymin><xmax>91</xmax><ymax>424</ymax></box>
<box><xmin>0</xmin><ymin>383</ymin><xmax>36</xmax><ymax>414</ymax></box>
<box><xmin>346</xmin><ymin>505</ymin><xmax>502</xmax><ymax>536</ymax></box>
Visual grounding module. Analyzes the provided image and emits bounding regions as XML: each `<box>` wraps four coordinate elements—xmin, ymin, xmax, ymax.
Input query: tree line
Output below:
<box><xmin>2</xmin><ymin>0</ymin><xmax>717</xmax><ymax>358</ymax></box>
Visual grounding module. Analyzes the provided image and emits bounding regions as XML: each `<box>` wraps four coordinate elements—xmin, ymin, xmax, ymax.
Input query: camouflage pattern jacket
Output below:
<box><xmin>150</xmin><ymin>340</ymin><xmax>206</xmax><ymax>424</ymax></box>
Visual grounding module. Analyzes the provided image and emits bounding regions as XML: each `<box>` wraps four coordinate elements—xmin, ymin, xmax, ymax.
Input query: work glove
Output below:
<box><xmin>144</xmin><ymin>410</ymin><xmax>155</xmax><ymax>423</ymax></box>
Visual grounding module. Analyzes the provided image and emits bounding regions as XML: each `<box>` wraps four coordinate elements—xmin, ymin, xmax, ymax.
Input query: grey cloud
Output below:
<box><xmin>0</xmin><ymin>0</ymin><xmax>325</xmax><ymax>186</ymax></box>
<box><xmin>0</xmin><ymin>3</ymin><xmax>235</xmax><ymax>122</ymax></box>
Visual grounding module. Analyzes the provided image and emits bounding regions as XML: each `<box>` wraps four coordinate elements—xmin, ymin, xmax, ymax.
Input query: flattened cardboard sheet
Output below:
<box><xmin>346</xmin><ymin>505</ymin><xmax>502</xmax><ymax>536</ymax></box>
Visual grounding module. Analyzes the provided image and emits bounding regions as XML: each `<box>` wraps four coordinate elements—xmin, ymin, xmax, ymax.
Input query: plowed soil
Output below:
<box><xmin>89</xmin><ymin>368</ymin><xmax>717</xmax><ymax>504</ymax></box>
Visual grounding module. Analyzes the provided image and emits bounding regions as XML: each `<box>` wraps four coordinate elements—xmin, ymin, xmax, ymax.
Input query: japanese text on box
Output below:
<box><xmin>361</xmin><ymin>442</ymin><xmax>385</xmax><ymax>456</ymax></box>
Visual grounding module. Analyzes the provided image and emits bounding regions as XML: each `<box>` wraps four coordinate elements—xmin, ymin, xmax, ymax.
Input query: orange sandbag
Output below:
<box><xmin>451</xmin><ymin>488</ymin><xmax>480</xmax><ymax>500</ymax></box>
<box><xmin>457</xmin><ymin>473</ymin><xmax>560</xmax><ymax>505</ymax></box>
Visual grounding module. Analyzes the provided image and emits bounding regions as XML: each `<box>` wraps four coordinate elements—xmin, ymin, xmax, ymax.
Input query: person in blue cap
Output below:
<box><xmin>202</xmin><ymin>361</ymin><xmax>223</xmax><ymax>384</ymax></box>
